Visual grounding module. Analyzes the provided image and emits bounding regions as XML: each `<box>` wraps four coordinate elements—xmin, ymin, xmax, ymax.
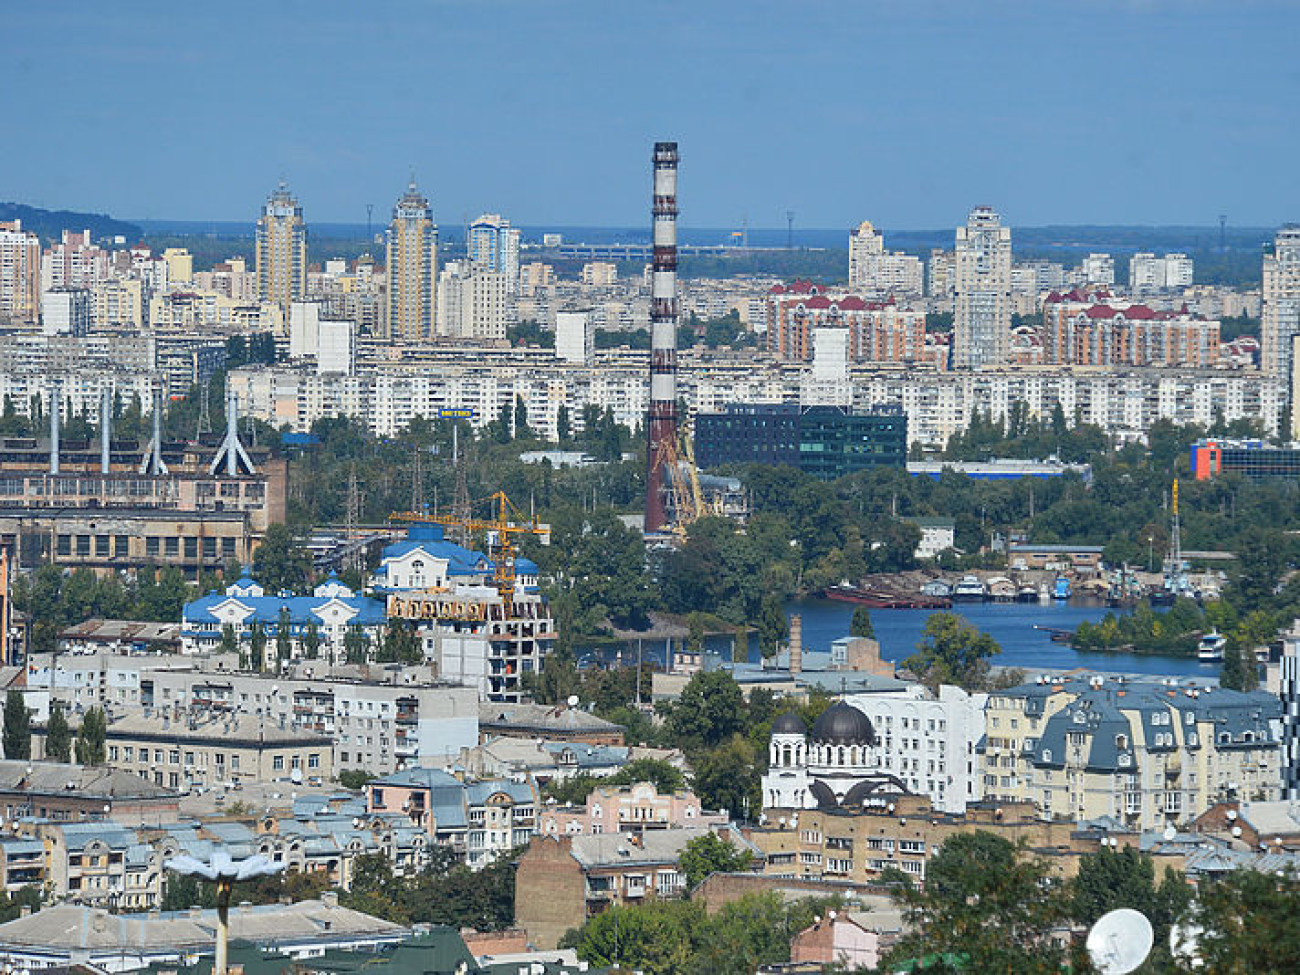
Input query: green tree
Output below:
<box><xmin>2</xmin><ymin>690</ymin><xmax>30</xmax><ymax>760</ymax></box>
<box><xmin>555</xmin><ymin>403</ymin><xmax>570</xmax><ymax>442</ymax></box>
<box><xmin>849</xmin><ymin>605</ymin><xmax>876</xmax><ymax>639</ymax></box>
<box><xmin>691</xmin><ymin>735</ymin><xmax>760</xmax><ymax>821</ymax></box>
<box><xmin>1069</xmin><ymin>845</ymin><xmax>1190</xmax><ymax>972</ymax></box>
<box><xmin>756</xmin><ymin>594</ymin><xmax>788</xmax><ymax>659</ymax></box>
<box><xmin>1188</xmin><ymin>866</ymin><xmax>1300</xmax><ymax>972</ymax></box>
<box><xmin>74</xmin><ymin>707</ymin><xmax>107</xmax><ymax>766</ymax></box>
<box><xmin>274</xmin><ymin>608</ymin><xmax>292</xmax><ymax>673</ymax></box>
<box><xmin>45</xmin><ymin>703</ymin><xmax>72</xmax><ymax>763</ymax></box>
<box><xmin>338</xmin><ymin>769</ymin><xmax>376</xmax><ymax>790</ymax></box>
<box><xmin>883</xmin><ymin>831</ymin><xmax>1077</xmax><ymax>974</ymax></box>
<box><xmin>344</xmin><ymin>625</ymin><xmax>370</xmax><ymax>665</ymax></box>
<box><xmin>902</xmin><ymin>612</ymin><xmax>1002</xmax><ymax>692</ymax></box>
<box><xmin>250</xmin><ymin>623</ymin><xmax>268</xmax><ymax>673</ymax></box>
<box><xmin>1220</xmin><ymin>642</ymin><xmax>1249</xmax><ymax>691</ymax></box>
<box><xmin>302</xmin><ymin>622</ymin><xmax>321</xmax><ymax>659</ymax></box>
<box><xmin>253</xmin><ymin>523</ymin><xmax>313</xmax><ymax>594</ymax></box>
<box><xmin>661</xmin><ymin>670</ymin><xmax>744</xmax><ymax>752</ymax></box>
<box><xmin>679</xmin><ymin>831</ymin><xmax>753</xmax><ymax>889</ymax></box>
<box><xmin>218</xmin><ymin>623</ymin><xmax>238</xmax><ymax>657</ymax></box>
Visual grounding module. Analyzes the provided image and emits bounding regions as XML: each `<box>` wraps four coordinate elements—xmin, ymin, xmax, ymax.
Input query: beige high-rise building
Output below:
<box><xmin>436</xmin><ymin>261</ymin><xmax>507</xmax><ymax>342</ymax></box>
<box><xmin>953</xmin><ymin>206</ymin><xmax>1012</xmax><ymax>369</ymax></box>
<box><xmin>385</xmin><ymin>180</ymin><xmax>438</xmax><ymax>341</ymax></box>
<box><xmin>848</xmin><ymin>220</ymin><xmax>923</xmax><ymax>296</ymax></box>
<box><xmin>255</xmin><ymin>182</ymin><xmax>308</xmax><ymax>323</ymax></box>
<box><xmin>1262</xmin><ymin>226</ymin><xmax>1300</xmax><ymax>382</ymax></box>
<box><xmin>0</xmin><ymin>220</ymin><xmax>41</xmax><ymax>326</ymax></box>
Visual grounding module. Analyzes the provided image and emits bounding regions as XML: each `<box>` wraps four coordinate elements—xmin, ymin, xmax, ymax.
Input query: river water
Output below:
<box><xmin>785</xmin><ymin>596</ymin><xmax>1216</xmax><ymax>679</ymax></box>
<box><xmin>579</xmin><ymin>597</ymin><xmax>1216</xmax><ymax>680</ymax></box>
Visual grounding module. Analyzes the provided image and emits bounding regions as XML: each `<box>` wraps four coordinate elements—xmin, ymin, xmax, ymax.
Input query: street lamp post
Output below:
<box><xmin>164</xmin><ymin>850</ymin><xmax>283</xmax><ymax>975</ymax></box>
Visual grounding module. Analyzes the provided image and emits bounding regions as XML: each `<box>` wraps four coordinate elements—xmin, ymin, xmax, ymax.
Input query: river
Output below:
<box><xmin>578</xmin><ymin>597</ymin><xmax>1217</xmax><ymax>680</ymax></box>
<box><xmin>785</xmin><ymin>596</ymin><xmax>1217</xmax><ymax>679</ymax></box>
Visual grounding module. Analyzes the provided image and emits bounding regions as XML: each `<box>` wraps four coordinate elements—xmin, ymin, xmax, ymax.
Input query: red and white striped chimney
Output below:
<box><xmin>645</xmin><ymin>141</ymin><xmax>679</xmax><ymax>533</ymax></box>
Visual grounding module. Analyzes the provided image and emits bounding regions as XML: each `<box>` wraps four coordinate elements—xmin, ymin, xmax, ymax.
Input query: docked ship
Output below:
<box><xmin>952</xmin><ymin>575</ymin><xmax>987</xmax><ymax>602</ymax></box>
<box><xmin>1197</xmin><ymin>631</ymin><xmax>1227</xmax><ymax>662</ymax></box>
<box><xmin>1053</xmin><ymin>576</ymin><xmax>1073</xmax><ymax>600</ymax></box>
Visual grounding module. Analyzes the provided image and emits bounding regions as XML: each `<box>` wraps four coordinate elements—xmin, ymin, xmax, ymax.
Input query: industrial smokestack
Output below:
<box><xmin>209</xmin><ymin>387</ymin><xmax>256</xmax><ymax>477</ymax></box>
<box><xmin>49</xmin><ymin>383</ymin><xmax>60</xmax><ymax>475</ymax></box>
<box><xmin>644</xmin><ymin>141</ymin><xmax>679</xmax><ymax>534</ymax></box>
<box><xmin>100</xmin><ymin>386</ymin><xmax>112</xmax><ymax>474</ymax></box>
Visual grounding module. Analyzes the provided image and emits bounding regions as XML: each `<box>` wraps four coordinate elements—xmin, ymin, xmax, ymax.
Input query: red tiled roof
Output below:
<box><xmin>1084</xmin><ymin>305</ymin><xmax>1118</xmax><ymax>319</ymax></box>
<box><xmin>838</xmin><ymin>296</ymin><xmax>867</xmax><ymax>311</ymax></box>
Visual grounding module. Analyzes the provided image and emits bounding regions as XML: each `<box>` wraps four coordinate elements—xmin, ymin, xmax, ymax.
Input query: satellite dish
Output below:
<box><xmin>1169</xmin><ymin>922</ymin><xmax>1203</xmax><ymax>968</ymax></box>
<box><xmin>1087</xmin><ymin>909</ymin><xmax>1154</xmax><ymax>975</ymax></box>
<box><xmin>1162</xmin><ymin>825</ymin><xmax>1177</xmax><ymax>842</ymax></box>
<box><xmin>566</xmin><ymin>695</ymin><xmax>580</xmax><ymax>708</ymax></box>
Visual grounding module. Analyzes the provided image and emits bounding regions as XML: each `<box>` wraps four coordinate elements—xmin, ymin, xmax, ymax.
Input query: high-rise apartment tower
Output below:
<box><xmin>467</xmin><ymin>214</ymin><xmax>520</xmax><ymax>293</ymax></box>
<box><xmin>255</xmin><ymin>183</ymin><xmax>308</xmax><ymax>322</ymax></box>
<box><xmin>953</xmin><ymin>206</ymin><xmax>1012</xmax><ymax>369</ymax></box>
<box><xmin>386</xmin><ymin>180</ymin><xmax>438</xmax><ymax>341</ymax></box>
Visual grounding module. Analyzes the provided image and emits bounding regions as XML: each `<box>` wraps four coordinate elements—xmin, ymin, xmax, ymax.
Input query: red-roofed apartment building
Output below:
<box><xmin>1041</xmin><ymin>292</ymin><xmax>1220</xmax><ymax>367</ymax></box>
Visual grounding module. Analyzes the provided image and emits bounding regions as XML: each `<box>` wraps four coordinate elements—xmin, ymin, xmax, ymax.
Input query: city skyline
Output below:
<box><xmin>8</xmin><ymin>2</ymin><xmax>1300</xmax><ymax>229</ymax></box>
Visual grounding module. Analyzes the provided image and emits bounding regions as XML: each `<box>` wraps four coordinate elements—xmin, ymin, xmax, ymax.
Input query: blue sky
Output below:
<box><xmin>7</xmin><ymin>1</ymin><xmax>1299</xmax><ymax>229</ymax></box>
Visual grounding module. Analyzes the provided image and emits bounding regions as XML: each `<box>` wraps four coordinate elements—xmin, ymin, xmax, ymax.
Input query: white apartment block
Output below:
<box><xmin>842</xmin><ymin>685</ymin><xmax>987</xmax><ymax>814</ymax></box>
<box><xmin>847</xmin><ymin>221</ymin><xmax>923</xmax><ymax>296</ymax></box>
<box><xmin>228</xmin><ymin>354</ymin><xmax>1285</xmax><ymax>453</ymax></box>
<box><xmin>953</xmin><ymin>207</ymin><xmax>1013</xmax><ymax>368</ymax></box>
<box><xmin>1262</xmin><ymin>226</ymin><xmax>1300</xmax><ymax>381</ymax></box>
<box><xmin>1130</xmin><ymin>252</ymin><xmax>1194</xmax><ymax>291</ymax></box>
<box><xmin>1077</xmin><ymin>253</ymin><xmax>1116</xmax><ymax>287</ymax></box>
<box><xmin>24</xmin><ymin>652</ymin><xmax>480</xmax><ymax>775</ymax></box>
<box><xmin>555</xmin><ymin>310</ymin><xmax>594</xmax><ymax>365</ymax></box>
<box><xmin>41</xmin><ymin>287</ymin><xmax>92</xmax><ymax>336</ymax></box>
<box><xmin>437</xmin><ymin>262</ymin><xmax>509</xmax><ymax>341</ymax></box>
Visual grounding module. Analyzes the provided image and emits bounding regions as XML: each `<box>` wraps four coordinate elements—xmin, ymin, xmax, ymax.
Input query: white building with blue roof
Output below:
<box><xmin>181</xmin><ymin>571</ymin><xmax>387</xmax><ymax>664</ymax></box>
<box><xmin>376</xmin><ymin>523</ymin><xmax>552</xmax><ymax>702</ymax></box>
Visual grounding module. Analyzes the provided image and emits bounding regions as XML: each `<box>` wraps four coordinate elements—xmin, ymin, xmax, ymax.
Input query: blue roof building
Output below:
<box><xmin>181</xmin><ymin>571</ymin><xmax>388</xmax><ymax>663</ymax></box>
<box><xmin>372</xmin><ymin>523</ymin><xmax>538</xmax><ymax>594</ymax></box>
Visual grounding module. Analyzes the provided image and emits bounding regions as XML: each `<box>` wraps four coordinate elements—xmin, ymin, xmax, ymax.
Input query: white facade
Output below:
<box><xmin>843</xmin><ymin>685</ymin><xmax>987</xmax><ymax>814</ymax></box>
<box><xmin>555</xmin><ymin>310</ymin><xmax>594</xmax><ymax>365</ymax></box>
<box><xmin>913</xmin><ymin>519</ymin><xmax>956</xmax><ymax>560</ymax></box>
<box><xmin>848</xmin><ymin>221</ymin><xmax>923</xmax><ymax>296</ymax></box>
<box><xmin>289</xmin><ymin>300</ymin><xmax>326</xmax><ymax>358</ymax></box>
<box><xmin>804</xmin><ymin>327</ymin><xmax>851</xmax><ymax>406</ymax></box>
<box><xmin>317</xmin><ymin>318</ymin><xmax>355</xmax><ymax>375</ymax></box>
<box><xmin>1262</xmin><ymin>226</ymin><xmax>1300</xmax><ymax>380</ymax></box>
<box><xmin>437</xmin><ymin>262</ymin><xmax>508</xmax><ymax>341</ymax></box>
<box><xmin>1078</xmin><ymin>253</ymin><xmax>1116</xmax><ymax>287</ymax></box>
<box><xmin>41</xmin><ymin>288</ymin><xmax>92</xmax><ymax>336</ymax></box>
<box><xmin>1130</xmin><ymin>252</ymin><xmax>1194</xmax><ymax>291</ymax></box>
<box><xmin>953</xmin><ymin>207</ymin><xmax>1012</xmax><ymax>368</ymax></box>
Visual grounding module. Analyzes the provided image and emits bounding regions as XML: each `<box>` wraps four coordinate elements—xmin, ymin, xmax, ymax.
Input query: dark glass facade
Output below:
<box><xmin>696</xmin><ymin>404</ymin><xmax>907</xmax><ymax>480</ymax></box>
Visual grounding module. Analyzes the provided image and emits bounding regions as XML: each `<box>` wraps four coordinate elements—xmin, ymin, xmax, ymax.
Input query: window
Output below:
<box><xmin>146</xmin><ymin>536</ymin><xmax>160</xmax><ymax>557</ymax></box>
<box><xmin>308</xmin><ymin>753</ymin><xmax>320</xmax><ymax>769</ymax></box>
<box><xmin>272</xmin><ymin>756</ymin><xmax>284</xmax><ymax>771</ymax></box>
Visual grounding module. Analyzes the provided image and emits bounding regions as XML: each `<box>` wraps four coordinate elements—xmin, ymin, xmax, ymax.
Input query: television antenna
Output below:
<box><xmin>1086</xmin><ymin>908</ymin><xmax>1154</xmax><ymax>975</ymax></box>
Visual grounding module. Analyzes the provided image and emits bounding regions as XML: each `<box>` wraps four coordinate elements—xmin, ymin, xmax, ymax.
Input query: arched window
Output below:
<box><xmin>838</xmin><ymin>746</ymin><xmax>847</xmax><ymax>766</ymax></box>
<box><xmin>782</xmin><ymin>745</ymin><xmax>793</xmax><ymax>767</ymax></box>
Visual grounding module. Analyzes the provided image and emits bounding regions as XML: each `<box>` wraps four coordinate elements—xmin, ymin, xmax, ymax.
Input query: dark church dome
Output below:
<box><xmin>772</xmin><ymin>711</ymin><xmax>807</xmax><ymax>735</ymax></box>
<box><xmin>810</xmin><ymin>702</ymin><xmax>876</xmax><ymax>745</ymax></box>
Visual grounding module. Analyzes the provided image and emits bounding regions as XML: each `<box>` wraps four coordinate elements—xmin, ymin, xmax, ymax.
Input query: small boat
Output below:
<box><xmin>921</xmin><ymin>579</ymin><xmax>954</xmax><ymax>599</ymax></box>
<box><xmin>1197</xmin><ymin>631</ymin><xmax>1226</xmax><ymax>663</ymax></box>
<box><xmin>1149</xmin><ymin>589</ymin><xmax>1176</xmax><ymax>607</ymax></box>
<box><xmin>1016</xmin><ymin>584</ymin><xmax>1039</xmax><ymax>603</ymax></box>
<box><xmin>987</xmin><ymin>576</ymin><xmax>1017</xmax><ymax>602</ymax></box>
<box><xmin>952</xmin><ymin>575</ymin><xmax>986</xmax><ymax>602</ymax></box>
<box><xmin>1038</xmin><ymin>583</ymin><xmax>1052</xmax><ymax>604</ymax></box>
<box><xmin>1053</xmin><ymin>576</ymin><xmax>1072</xmax><ymax>600</ymax></box>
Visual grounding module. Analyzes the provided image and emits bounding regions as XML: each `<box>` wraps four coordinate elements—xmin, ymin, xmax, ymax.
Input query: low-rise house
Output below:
<box><xmin>0</xmin><ymin>838</ymin><xmax>43</xmax><ymax>894</ymax></box>
<box><xmin>0</xmin><ymin>760</ymin><xmax>179</xmax><ymax>825</ymax></box>
<box><xmin>0</xmin><ymin>895</ymin><xmax>407</xmax><ymax>973</ymax></box>
<box><xmin>40</xmin><ymin>821</ymin><xmax>164</xmax><ymax>909</ymax></box>
<box><xmin>458</xmin><ymin>736</ymin><xmax>630</xmax><ymax>785</ymax></box>
<box><xmin>59</xmin><ymin>619</ymin><xmax>182</xmax><ymax>656</ymax></box>
<box><xmin>515</xmin><ymin>824</ymin><xmax>760</xmax><ymax>949</ymax></box>
<box><xmin>790</xmin><ymin>906</ymin><xmax>904</xmax><ymax>972</ymax></box>
<box><xmin>366</xmin><ymin>768</ymin><xmax>537</xmax><ymax>869</ymax></box>
<box><xmin>479</xmin><ymin>702</ymin><xmax>625</xmax><ymax>746</ymax></box>
<box><xmin>538</xmin><ymin>781</ymin><xmax>729</xmax><ymax>837</ymax></box>
<box><xmin>96</xmin><ymin>710</ymin><xmax>334</xmax><ymax>790</ymax></box>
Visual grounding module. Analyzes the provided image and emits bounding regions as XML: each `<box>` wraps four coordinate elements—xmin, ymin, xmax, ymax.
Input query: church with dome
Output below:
<box><xmin>762</xmin><ymin>701</ymin><xmax>910</xmax><ymax>810</ymax></box>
